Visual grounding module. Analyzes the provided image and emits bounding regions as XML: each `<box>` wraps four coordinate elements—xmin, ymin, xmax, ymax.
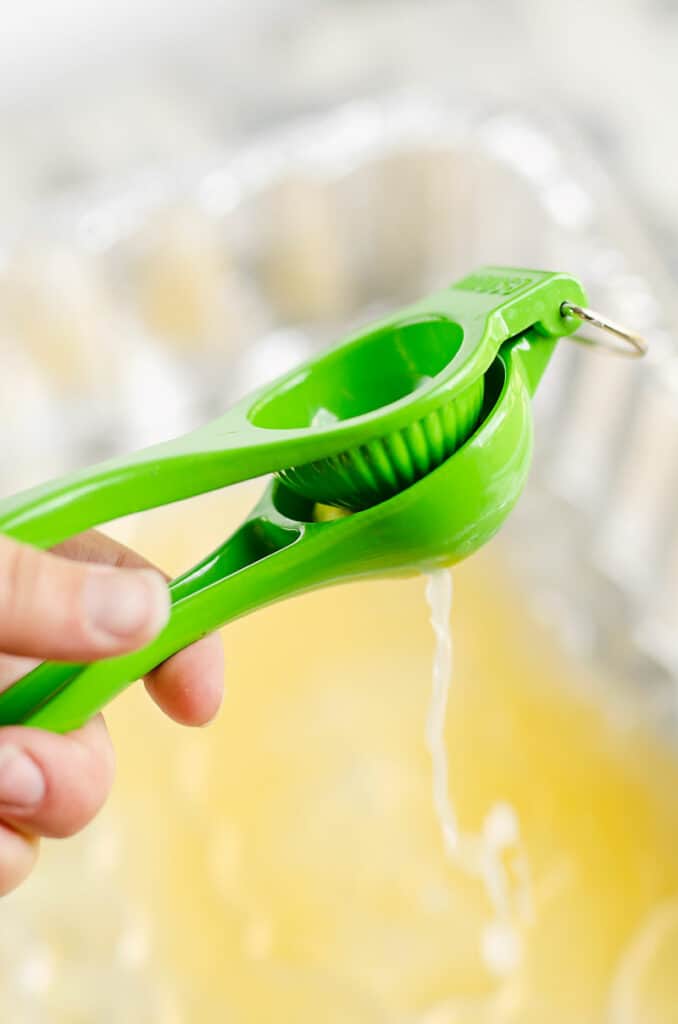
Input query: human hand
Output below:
<box><xmin>0</xmin><ymin>529</ymin><xmax>223</xmax><ymax>895</ymax></box>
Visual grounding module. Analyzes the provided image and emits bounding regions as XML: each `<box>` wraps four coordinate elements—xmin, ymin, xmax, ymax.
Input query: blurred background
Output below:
<box><xmin>2</xmin><ymin>0</ymin><xmax>678</xmax><ymax>250</ymax></box>
<box><xmin>2</xmin><ymin>1</ymin><xmax>678</xmax><ymax>1022</ymax></box>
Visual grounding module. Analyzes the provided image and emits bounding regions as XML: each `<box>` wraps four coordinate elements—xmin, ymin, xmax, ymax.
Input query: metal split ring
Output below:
<box><xmin>560</xmin><ymin>302</ymin><xmax>648</xmax><ymax>359</ymax></box>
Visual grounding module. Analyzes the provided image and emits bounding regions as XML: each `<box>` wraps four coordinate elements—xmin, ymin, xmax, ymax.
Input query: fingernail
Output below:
<box><xmin>84</xmin><ymin>569</ymin><xmax>170</xmax><ymax>644</ymax></box>
<box><xmin>0</xmin><ymin>745</ymin><xmax>45</xmax><ymax>808</ymax></box>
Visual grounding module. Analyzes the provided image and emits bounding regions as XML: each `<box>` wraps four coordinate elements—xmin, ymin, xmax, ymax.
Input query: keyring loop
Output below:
<box><xmin>560</xmin><ymin>302</ymin><xmax>648</xmax><ymax>358</ymax></box>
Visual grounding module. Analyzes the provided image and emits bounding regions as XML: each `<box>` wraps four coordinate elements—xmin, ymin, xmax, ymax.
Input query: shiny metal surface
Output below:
<box><xmin>560</xmin><ymin>301</ymin><xmax>648</xmax><ymax>358</ymax></box>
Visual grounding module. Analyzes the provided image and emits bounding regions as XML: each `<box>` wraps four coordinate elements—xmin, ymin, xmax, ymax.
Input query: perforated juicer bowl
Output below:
<box><xmin>272</xmin><ymin>318</ymin><xmax>485</xmax><ymax>511</ymax></box>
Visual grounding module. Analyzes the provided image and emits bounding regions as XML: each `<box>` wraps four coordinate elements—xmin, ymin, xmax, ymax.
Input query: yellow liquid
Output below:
<box><xmin>18</xmin><ymin>485</ymin><xmax>678</xmax><ymax>1023</ymax></box>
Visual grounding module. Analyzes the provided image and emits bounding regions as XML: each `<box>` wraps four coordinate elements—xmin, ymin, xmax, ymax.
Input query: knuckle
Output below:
<box><xmin>15</xmin><ymin>542</ymin><xmax>89</xmax><ymax>645</ymax></box>
<box><xmin>51</xmin><ymin>792</ymin><xmax>106</xmax><ymax>838</ymax></box>
<box><xmin>49</xmin><ymin>746</ymin><xmax>114</xmax><ymax>839</ymax></box>
<box><xmin>0</xmin><ymin>541</ymin><xmax>84</xmax><ymax>640</ymax></box>
<box><xmin>50</xmin><ymin>815</ymin><xmax>88</xmax><ymax>840</ymax></box>
<box><xmin>0</xmin><ymin>541</ymin><xmax>38</xmax><ymax>625</ymax></box>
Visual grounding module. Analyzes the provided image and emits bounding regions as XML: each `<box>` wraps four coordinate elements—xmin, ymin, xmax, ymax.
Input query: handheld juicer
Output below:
<box><xmin>0</xmin><ymin>267</ymin><xmax>646</xmax><ymax>732</ymax></box>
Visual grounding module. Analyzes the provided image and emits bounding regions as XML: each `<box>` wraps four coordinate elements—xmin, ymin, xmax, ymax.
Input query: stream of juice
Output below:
<box><xmin>425</xmin><ymin>570</ymin><xmax>530</xmax><ymax>979</ymax></box>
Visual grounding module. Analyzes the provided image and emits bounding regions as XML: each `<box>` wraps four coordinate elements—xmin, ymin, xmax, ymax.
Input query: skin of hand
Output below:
<box><xmin>0</xmin><ymin>529</ymin><xmax>224</xmax><ymax>896</ymax></box>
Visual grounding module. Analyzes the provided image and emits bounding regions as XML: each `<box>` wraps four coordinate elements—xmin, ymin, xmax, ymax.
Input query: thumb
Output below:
<box><xmin>0</xmin><ymin>535</ymin><xmax>170</xmax><ymax>661</ymax></box>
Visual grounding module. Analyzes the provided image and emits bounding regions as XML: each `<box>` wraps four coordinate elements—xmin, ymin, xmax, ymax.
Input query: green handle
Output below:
<box><xmin>0</xmin><ymin>428</ymin><xmax>274</xmax><ymax>549</ymax></box>
<box><xmin>0</xmin><ymin>268</ymin><xmax>586</xmax><ymax>550</ymax></box>
<box><xmin>1</xmin><ymin>510</ymin><xmax>326</xmax><ymax>732</ymax></box>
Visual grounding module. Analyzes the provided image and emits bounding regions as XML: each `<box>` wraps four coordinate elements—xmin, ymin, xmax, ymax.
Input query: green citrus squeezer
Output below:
<box><xmin>0</xmin><ymin>267</ymin><xmax>612</xmax><ymax>733</ymax></box>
